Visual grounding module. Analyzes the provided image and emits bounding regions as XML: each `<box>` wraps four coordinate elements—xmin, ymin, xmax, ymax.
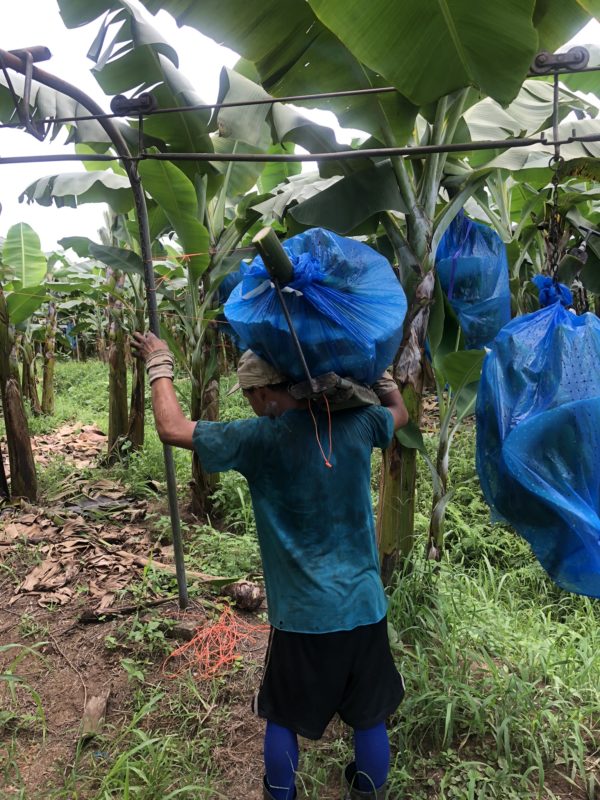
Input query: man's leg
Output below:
<box><xmin>263</xmin><ymin>720</ymin><xmax>298</xmax><ymax>800</ymax></box>
<box><xmin>353</xmin><ymin>722</ymin><xmax>390</xmax><ymax>791</ymax></box>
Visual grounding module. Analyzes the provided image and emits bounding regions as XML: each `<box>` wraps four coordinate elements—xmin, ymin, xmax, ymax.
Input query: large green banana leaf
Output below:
<box><xmin>289</xmin><ymin>162</ymin><xmax>408</xmax><ymax>234</ymax></box>
<box><xmin>257</xmin><ymin>155</ymin><xmax>302</xmax><ymax>197</ymax></box>
<box><xmin>137</xmin><ymin>159</ymin><xmax>210</xmax><ymax>282</ymax></box>
<box><xmin>6</xmin><ymin>286</ymin><xmax>48</xmax><ymax>326</ymax></box>
<box><xmin>19</xmin><ymin>171</ymin><xmax>133</xmax><ymax>214</ymax></box>
<box><xmin>57</xmin><ymin>0</ymin><xmax>122</xmax><ymax>26</ymax></box>
<box><xmin>463</xmin><ymin>79</ymin><xmax>597</xmax><ymax>141</ymax></box>
<box><xmin>252</xmin><ymin>173</ymin><xmax>343</xmax><ymax>222</ymax></box>
<box><xmin>139</xmin><ymin>0</ymin><xmax>417</xmax><ymax>146</ymax></box>
<box><xmin>534</xmin><ymin>0</ymin><xmax>594</xmax><ymax>51</ymax></box>
<box><xmin>2</xmin><ymin>224</ymin><xmax>48</xmax><ymax>288</ymax></box>
<box><xmin>140</xmin><ymin>0</ymin><xmax>594</xmax><ymax>111</ymax></box>
<box><xmin>57</xmin><ymin>0</ymin><xmax>214</xmax><ymax>179</ymax></box>
<box><xmin>559</xmin><ymin>42</ymin><xmax>600</xmax><ymax>94</ymax></box>
<box><xmin>216</xmin><ymin>66</ymin><xmax>357</xmax><ymax>179</ymax></box>
<box><xmin>307</xmin><ymin>0</ymin><xmax>592</xmax><ymax>106</ymax></box>
<box><xmin>0</xmin><ymin>72</ymin><xmax>115</xmax><ymax>144</ymax></box>
<box><xmin>89</xmin><ymin>244</ymin><xmax>144</xmax><ymax>276</ymax></box>
<box><xmin>467</xmin><ymin>118</ymin><xmax>600</xmax><ymax>184</ymax></box>
<box><xmin>210</xmin><ymin>137</ymin><xmax>300</xmax><ymax>202</ymax></box>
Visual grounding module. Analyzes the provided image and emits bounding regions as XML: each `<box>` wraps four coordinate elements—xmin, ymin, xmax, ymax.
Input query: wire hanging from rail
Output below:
<box><xmin>547</xmin><ymin>70</ymin><xmax>565</xmax><ymax>281</ymax></box>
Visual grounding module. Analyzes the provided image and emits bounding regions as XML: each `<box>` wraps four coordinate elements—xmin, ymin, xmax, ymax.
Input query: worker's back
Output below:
<box><xmin>193</xmin><ymin>405</ymin><xmax>394</xmax><ymax>633</ymax></box>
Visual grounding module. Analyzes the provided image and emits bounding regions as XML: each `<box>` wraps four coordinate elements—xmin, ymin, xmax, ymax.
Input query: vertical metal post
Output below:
<box><xmin>0</xmin><ymin>49</ymin><xmax>189</xmax><ymax>608</ymax></box>
<box><xmin>128</xmin><ymin>164</ymin><xmax>189</xmax><ymax>609</ymax></box>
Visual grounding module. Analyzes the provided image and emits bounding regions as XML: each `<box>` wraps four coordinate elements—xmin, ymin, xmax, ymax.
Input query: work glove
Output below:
<box><xmin>131</xmin><ymin>331</ymin><xmax>174</xmax><ymax>385</ymax></box>
<box><xmin>371</xmin><ymin>370</ymin><xmax>397</xmax><ymax>398</ymax></box>
<box><xmin>145</xmin><ymin>348</ymin><xmax>175</xmax><ymax>385</ymax></box>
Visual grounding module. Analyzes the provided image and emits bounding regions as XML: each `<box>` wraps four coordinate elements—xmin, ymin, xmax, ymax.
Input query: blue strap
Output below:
<box><xmin>447</xmin><ymin>218</ymin><xmax>473</xmax><ymax>301</ymax></box>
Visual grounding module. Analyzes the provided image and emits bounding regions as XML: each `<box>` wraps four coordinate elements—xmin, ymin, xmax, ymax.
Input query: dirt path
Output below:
<box><xmin>0</xmin><ymin>424</ymin><xmax>351</xmax><ymax>799</ymax></box>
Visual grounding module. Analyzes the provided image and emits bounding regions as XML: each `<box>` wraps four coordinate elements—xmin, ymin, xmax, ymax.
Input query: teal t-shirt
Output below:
<box><xmin>193</xmin><ymin>405</ymin><xmax>393</xmax><ymax>633</ymax></box>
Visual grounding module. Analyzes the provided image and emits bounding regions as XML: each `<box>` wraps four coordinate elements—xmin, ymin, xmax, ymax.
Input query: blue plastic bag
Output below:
<box><xmin>531</xmin><ymin>274</ymin><xmax>573</xmax><ymax>308</ymax></box>
<box><xmin>435</xmin><ymin>212</ymin><xmax>511</xmax><ymax>349</ymax></box>
<box><xmin>476</xmin><ymin>303</ymin><xmax>600</xmax><ymax>597</ymax></box>
<box><xmin>224</xmin><ymin>228</ymin><xmax>407</xmax><ymax>384</ymax></box>
<box><xmin>216</xmin><ymin>268</ymin><xmax>246</xmax><ymax>350</ymax></box>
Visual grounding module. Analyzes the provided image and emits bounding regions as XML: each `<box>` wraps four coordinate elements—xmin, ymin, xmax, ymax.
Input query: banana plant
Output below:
<box><xmin>55</xmin><ymin>220</ymin><xmax>148</xmax><ymax>456</ymax></box>
<box><xmin>0</xmin><ymin>223</ymin><xmax>50</xmax><ymax>501</ymax></box>
<box><xmin>137</xmin><ymin>154</ymin><xmax>273</xmax><ymax>515</ymax></box>
<box><xmin>18</xmin><ymin>327</ymin><xmax>42</xmax><ymax>416</ymax></box>
<box><xmin>95</xmin><ymin>211</ymin><xmax>147</xmax><ymax>456</ymax></box>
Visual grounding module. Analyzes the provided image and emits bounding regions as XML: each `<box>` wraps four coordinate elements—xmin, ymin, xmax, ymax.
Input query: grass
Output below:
<box><xmin>383</xmin><ymin>429</ymin><xmax>600</xmax><ymax>800</ymax></box>
<box><xmin>2</xmin><ymin>360</ymin><xmax>599</xmax><ymax>799</ymax></box>
<box><xmin>27</xmin><ymin>358</ymin><xmax>110</xmax><ymax>435</ymax></box>
<box><xmin>0</xmin><ymin>644</ymin><xmax>48</xmax><ymax>740</ymax></box>
<box><xmin>54</xmin><ymin>690</ymin><xmax>225</xmax><ymax>800</ymax></box>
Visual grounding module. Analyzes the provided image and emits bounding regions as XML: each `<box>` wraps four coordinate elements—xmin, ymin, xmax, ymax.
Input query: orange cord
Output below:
<box><xmin>162</xmin><ymin>605</ymin><xmax>269</xmax><ymax>681</ymax></box>
<box><xmin>308</xmin><ymin>394</ymin><xmax>333</xmax><ymax>468</ymax></box>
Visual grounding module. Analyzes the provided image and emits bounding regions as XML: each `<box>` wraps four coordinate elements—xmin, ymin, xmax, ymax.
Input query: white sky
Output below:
<box><xmin>1</xmin><ymin>1</ymin><xmax>599</xmax><ymax>252</ymax></box>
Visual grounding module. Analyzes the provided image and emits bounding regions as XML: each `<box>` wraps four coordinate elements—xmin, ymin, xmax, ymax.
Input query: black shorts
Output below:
<box><xmin>253</xmin><ymin>616</ymin><xmax>405</xmax><ymax>740</ymax></box>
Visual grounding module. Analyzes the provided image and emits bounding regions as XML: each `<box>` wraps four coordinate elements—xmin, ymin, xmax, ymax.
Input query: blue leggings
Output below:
<box><xmin>264</xmin><ymin>720</ymin><xmax>390</xmax><ymax>798</ymax></box>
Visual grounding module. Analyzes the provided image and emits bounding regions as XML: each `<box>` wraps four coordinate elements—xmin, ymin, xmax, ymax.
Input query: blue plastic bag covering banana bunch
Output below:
<box><xmin>476</xmin><ymin>303</ymin><xmax>600</xmax><ymax>597</ymax></box>
<box><xmin>224</xmin><ymin>228</ymin><xmax>407</xmax><ymax>385</ymax></box>
<box><xmin>436</xmin><ymin>211</ymin><xmax>511</xmax><ymax>350</ymax></box>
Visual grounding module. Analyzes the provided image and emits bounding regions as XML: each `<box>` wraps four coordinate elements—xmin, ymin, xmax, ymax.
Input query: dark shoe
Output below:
<box><xmin>344</xmin><ymin>763</ymin><xmax>388</xmax><ymax>799</ymax></box>
<box><xmin>263</xmin><ymin>775</ymin><xmax>296</xmax><ymax>799</ymax></box>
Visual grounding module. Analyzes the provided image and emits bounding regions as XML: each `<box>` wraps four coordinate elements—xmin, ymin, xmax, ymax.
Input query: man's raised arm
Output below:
<box><xmin>372</xmin><ymin>371</ymin><xmax>409</xmax><ymax>431</ymax></box>
<box><xmin>131</xmin><ymin>331</ymin><xmax>196</xmax><ymax>450</ymax></box>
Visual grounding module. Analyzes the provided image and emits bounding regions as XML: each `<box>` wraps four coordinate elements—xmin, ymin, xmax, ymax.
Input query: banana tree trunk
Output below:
<box><xmin>0</xmin><ymin>288</ymin><xmax>37</xmax><ymax>502</ymax></box>
<box><xmin>377</xmin><ymin>272</ymin><xmax>434</xmax><ymax>584</ymax></box>
<box><xmin>20</xmin><ymin>337</ymin><xmax>42</xmax><ymax>415</ymax></box>
<box><xmin>127</xmin><ymin>338</ymin><xmax>145</xmax><ymax>450</ymax></box>
<box><xmin>376</xmin><ymin>92</ymin><xmax>467</xmax><ymax>581</ymax></box>
<box><xmin>427</xmin><ymin>421</ymin><xmax>450</xmax><ymax>561</ymax></box>
<box><xmin>190</xmin><ymin>325</ymin><xmax>219</xmax><ymax>518</ymax></box>
<box><xmin>377</xmin><ymin>384</ymin><xmax>421</xmax><ymax>585</ymax></box>
<box><xmin>41</xmin><ymin>301</ymin><xmax>57</xmax><ymax>415</ymax></box>
<box><xmin>96</xmin><ymin>308</ymin><xmax>108</xmax><ymax>362</ymax></box>
<box><xmin>107</xmin><ymin>270</ymin><xmax>129</xmax><ymax>458</ymax></box>
<box><xmin>127</xmin><ymin>300</ymin><xmax>146</xmax><ymax>450</ymax></box>
<box><xmin>0</xmin><ymin>442</ymin><xmax>9</xmax><ymax>499</ymax></box>
<box><xmin>97</xmin><ymin>333</ymin><xmax>108</xmax><ymax>362</ymax></box>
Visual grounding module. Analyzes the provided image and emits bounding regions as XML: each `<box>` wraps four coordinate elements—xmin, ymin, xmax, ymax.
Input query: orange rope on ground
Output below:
<box><xmin>162</xmin><ymin>605</ymin><xmax>269</xmax><ymax>681</ymax></box>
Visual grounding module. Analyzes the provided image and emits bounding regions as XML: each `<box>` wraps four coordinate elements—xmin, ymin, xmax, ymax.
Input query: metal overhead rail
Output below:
<box><xmin>1</xmin><ymin>131</ymin><xmax>599</xmax><ymax>166</ymax></box>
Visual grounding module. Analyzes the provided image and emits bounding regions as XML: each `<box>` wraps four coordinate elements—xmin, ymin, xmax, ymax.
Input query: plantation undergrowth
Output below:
<box><xmin>0</xmin><ymin>359</ymin><xmax>598</xmax><ymax>799</ymax></box>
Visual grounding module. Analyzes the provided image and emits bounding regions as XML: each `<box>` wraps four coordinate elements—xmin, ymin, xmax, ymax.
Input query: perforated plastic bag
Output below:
<box><xmin>224</xmin><ymin>228</ymin><xmax>407</xmax><ymax>384</ymax></box>
<box><xmin>531</xmin><ymin>274</ymin><xmax>573</xmax><ymax>307</ymax></box>
<box><xmin>436</xmin><ymin>212</ymin><xmax>511</xmax><ymax>349</ymax></box>
<box><xmin>476</xmin><ymin>303</ymin><xmax>600</xmax><ymax>597</ymax></box>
